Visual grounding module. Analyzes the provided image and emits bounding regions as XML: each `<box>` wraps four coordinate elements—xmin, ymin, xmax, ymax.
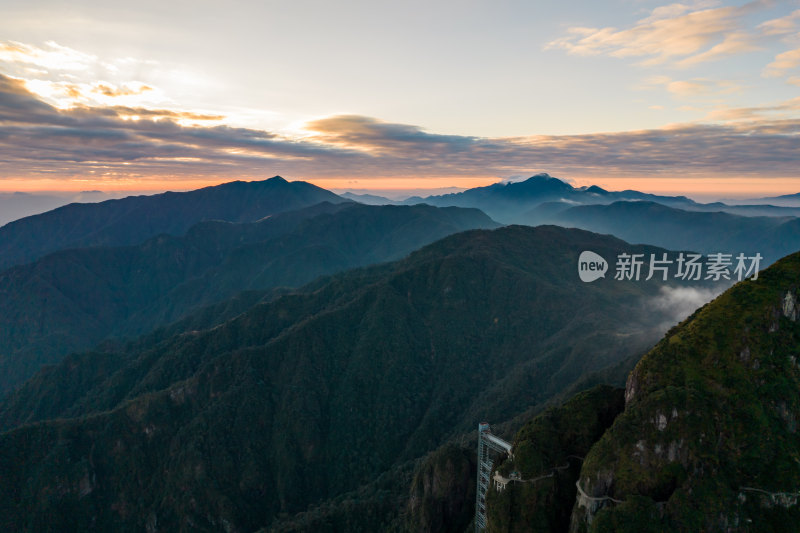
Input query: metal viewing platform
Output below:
<box><xmin>475</xmin><ymin>422</ymin><xmax>512</xmax><ymax>532</ymax></box>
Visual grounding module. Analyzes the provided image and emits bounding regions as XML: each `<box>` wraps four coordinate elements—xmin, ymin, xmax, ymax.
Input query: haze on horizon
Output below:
<box><xmin>1</xmin><ymin>0</ymin><xmax>799</xmax><ymax>198</ymax></box>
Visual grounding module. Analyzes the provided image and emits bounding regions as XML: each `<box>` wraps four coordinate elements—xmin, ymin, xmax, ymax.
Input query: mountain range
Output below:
<box><xmin>0</xmin><ymin>225</ymin><xmax>697</xmax><ymax>532</ymax></box>
<box><xmin>402</xmin><ymin>174</ymin><xmax>698</xmax><ymax>223</ymax></box>
<box><xmin>0</xmin><ymin>201</ymin><xmax>497</xmax><ymax>394</ymax></box>
<box><xmin>542</xmin><ymin>200</ymin><xmax>800</xmax><ymax>265</ymax></box>
<box><xmin>0</xmin><ymin>176</ymin><xmax>345</xmax><ymax>271</ymax></box>
<box><xmin>483</xmin><ymin>246</ymin><xmax>800</xmax><ymax>532</ymax></box>
<box><xmin>387</xmin><ymin>174</ymin><xmax>800</xmax><ymax>223</ymax></box>
<box><xmin>345</xmin><ymin>174</ymin><xmax>800</xmax><ymax>265</ymax></box>
<box><xmin>733</xmin><ymin>192</ymin><xmax>800</xmax><ymax>208</ymax></box>
<box><xmin>1</xmin><ymin>174</ymin><xmax>799</xmax><ymax>532</ymax></box>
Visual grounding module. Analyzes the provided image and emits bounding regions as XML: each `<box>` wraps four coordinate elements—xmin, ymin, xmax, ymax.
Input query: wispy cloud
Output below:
<box><xmin>757</xmin><ymin>7</ymin><xmax>800</xmax><ymax>85</ymax></box>
<box><xmin>764</xmin><ymin>47</ymin><xmax>800</xmax><ymax>77</ymax></box>
<box><xmin>642</xmin><ymin>75</ymin><xmax>742</xmax><ymax>98</ymax></box>
<box><xmin>677</xmin><ymin>30</ymin><xmax>758</xmax><ymax>66</ymax></box>
<box><xmin>1</xmin><ymin>73</ymin><xmax>799</xmax><ymax>186</ymax></box>
<box><xmin>0</xmin><ymin>40</ymin><xmax>177</xmax><ymax>112</ymax></box>
<box><xmin>705</xmin><ymin>96</ymin><xmax>800</xmax><ymax>121</ymax></box>
<box><xmin>0</xmin><ymin>40</ymin><xmax>99</xmax><ymax>72</ymax></box>
<box><xmin>758</xmin><ymin>8</ymin><xmax>800</xmax><ymax>36</ymax></box>
<box><xmin>545</xmin><ymin>2</ymin><xmax>760</xmax><ymax>67</ymax></box>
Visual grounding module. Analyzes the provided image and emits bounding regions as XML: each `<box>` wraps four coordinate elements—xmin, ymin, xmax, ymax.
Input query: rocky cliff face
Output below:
<box><xmin>485</xmin><ymin>386</ymin><xmax>625</xmax><ymax>533</ymax></box>
<box><xmin>570</xmin><ymin>252</ymin><xmax>800</xmax><ymax>532</ymax></box>
<box><xmin>482</xmin><ymin>251</ymin><xmax>800</xmax><ymax>532</ymax></box>
<box><xmin>406</xmin><ymin>444</ymin><xmax>476</xmax><ymax>533</ymax></box>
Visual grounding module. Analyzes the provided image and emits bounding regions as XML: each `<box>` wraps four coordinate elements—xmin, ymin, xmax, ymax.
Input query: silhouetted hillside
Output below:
<box><xmin>0</xmin><ymin>225</ymin><xmax>690</xmax><ymax>532</ymax></box>
<box><xmin>0</xmin><ymin>202</ymin><xmax>497</xmax><ymax>394</ymax></box>
<box><xmin>544</xmin><ymin>201</ymin><xmax>800</xmax><ymax>264</ymax></box>
<box><xmin>407</xmin><ymin>174</ymin><xmax>696</xmax><ymax>223</ymax></box>
<box><xmin>406</xmin><ymin>174</ymin><xmax>800</xmax><ymax>224</ymax></box>
<box><xmin>0</xmin><ymin>176</ymin><xmax>347</xmax><ymax>270</ymax></box>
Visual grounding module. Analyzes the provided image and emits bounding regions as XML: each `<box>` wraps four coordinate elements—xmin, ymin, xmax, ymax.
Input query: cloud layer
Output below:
<box><xmin>546</xmin><ymin>2</ymin><xmax>759</xmax><ymax>67</ymax></box>
<box><xmin>1</xmin><ymin>73</ymin><xmax>799</xmax><ymax>186</ymax></box>
<box><xmin>547</xmin><ymin>2</ymin><xmax>800</xmax><ymax>90</ymax></box>
<box><xmin>651</xmin><ymin>285</ymin><xmax>723</xmax><ymax>329</ymax></box>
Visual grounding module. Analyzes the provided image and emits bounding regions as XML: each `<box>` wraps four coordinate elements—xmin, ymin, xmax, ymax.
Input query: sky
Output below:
<box><xmin>1</xmin><ymin>0</ymin><xmax>799</xmax><ymax>199</ymax></box>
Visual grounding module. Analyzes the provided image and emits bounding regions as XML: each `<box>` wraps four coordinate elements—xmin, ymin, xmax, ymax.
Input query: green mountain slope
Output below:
<box><xmin>486</xmin><ymin>385</ymin><xmax>625</xmax><ymax>533</ymax></box>
<box><xmin>0</xmin><ymin>203</ymin><xmax>497</xmax><ymax>394</ymax></box>
<box><xmin>567</xmin><ymin>249</ymin><xmax>800</xmax><ymax>532</ymax></box>
<box><xmin>480</xmin><ymin>249</ymin><xmax>800</xmax><ymax>533</ymax></box>
<box><xmin>0</xmin><ymin>225</ymin><xmax>688</xmax><ymax>532</ymax></box>
<box><xmin>0</xmin><ymin>176</ymin><xmax>346</xmax><ymax>271</ymax></box>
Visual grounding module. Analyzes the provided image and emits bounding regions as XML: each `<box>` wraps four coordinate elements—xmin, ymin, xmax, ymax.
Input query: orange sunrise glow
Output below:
<box><xmin>0</xmin><ymin>2</ymin><xmax>798</xmax><ymax>201</ymax></box>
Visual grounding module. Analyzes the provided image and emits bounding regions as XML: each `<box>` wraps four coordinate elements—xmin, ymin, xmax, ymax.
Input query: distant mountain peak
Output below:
<box><xmin>224</xmin><ymin>176</ymin><xmax>288</xmax><ymax>187</ymax></box>
<box><xmin>0</xmin><ymin>176</ymin><xmax>347</xmax><ymax>271</ymax></box>
<box><xmin>501</xmin><ymin>173</ymin><xmax>562</xmax><ymax>185</ymax></box>
<box><xmin>506</xmin><ymin>174</ymin><xmax>574</xmax><ymax>194</ymax></box>
<box><xmin>517</xmin><ymin>172</ymin><xmax>566</xmax><ymax>184</ymax></box>
<box><xmin>585</xmin><ymin>185</ymin><xmax>608</xmax><ymax>194</ymax></box>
